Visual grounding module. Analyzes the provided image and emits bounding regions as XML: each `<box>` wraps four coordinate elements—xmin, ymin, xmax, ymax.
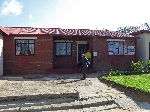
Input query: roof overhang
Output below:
<box><xmin>0</xmin><ymin>26</ymin><xmax>9</xmax><ymax>35</ymax></box>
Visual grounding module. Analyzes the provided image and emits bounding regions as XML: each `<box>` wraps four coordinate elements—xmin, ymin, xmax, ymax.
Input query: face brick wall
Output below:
<box><xmin>3</xmin><ymin>34</ymin><xmax>137</xmax><ymax>75</ymax></box>
<box><xmin>92</xmin><ymin>37</ymin><xmax>136</xmax><ymax>72</ymax></box>
<box><xmin>53</xmin><ymin>36</ymin><xmax>91</xmax><ymax>68</ymax></box>
<box><xmin>3</xmin><ymin>35</ymin><xmax>53</xmax><ymax>75</ymax></box>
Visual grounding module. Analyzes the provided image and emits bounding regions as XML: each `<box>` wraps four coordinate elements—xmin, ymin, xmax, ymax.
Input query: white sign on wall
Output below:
<box><xmin>93</xmin><ymin>52</ymin><xmax>97</xmax><ymax>56</ymax></box>
<box><xmin>124</xmin><ymin>46</ymin><xmax>135</xmax><ymax>55</ymax></box>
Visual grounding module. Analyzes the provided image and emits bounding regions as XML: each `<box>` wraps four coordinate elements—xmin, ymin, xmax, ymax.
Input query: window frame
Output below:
<box><xmin>55</xmin><ymin>42</ymin><xmax>72</xmax><ymax>56</ymax></box>
<box><xmin>108</xmin><ymin>41</ymin><xmax>124</xmax><ymax>56</ymax></box>
<box><xmin>15</xmin><ymin>39</ymin><xmax>35</xmax><ymax>56</ymax></box>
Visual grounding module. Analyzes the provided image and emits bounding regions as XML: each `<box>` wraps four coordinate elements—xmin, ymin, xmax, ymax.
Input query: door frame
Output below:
<box><xmin>76</xmin><ymin>41</ymin><xmax>87</xmax><ymax>63</ymax></box>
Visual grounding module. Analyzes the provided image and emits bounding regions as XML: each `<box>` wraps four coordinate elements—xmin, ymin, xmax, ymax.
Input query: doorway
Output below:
<box><xmin>77</xmin><ymin>44</ymin><xmax>89</xmax><ymax>62</ymax></box>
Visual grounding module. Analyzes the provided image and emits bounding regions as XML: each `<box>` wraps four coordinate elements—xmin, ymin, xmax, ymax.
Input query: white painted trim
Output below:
<box><xmin>54</xmin><ymin>40</ymin><xmax>73</xmax><ymax>42</ymax></box>
<box><xmin>107</xmin><ymin>39</ymin><xmax>125</xmax><ymax>41</ymax></box>
<box><xmin>14</xmin><ymin>37</ymin><xmax>37</xmax><ymax>39</ymax></box>
<box><xmin>76</xmin><ymin>41</ymin><xmax>87</xmax><ymax>44</ymax></box>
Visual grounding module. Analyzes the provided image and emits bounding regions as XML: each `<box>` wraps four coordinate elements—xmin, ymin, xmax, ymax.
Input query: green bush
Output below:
<box><xmin>124</xmin><ymin>70</ymin><xmax>131</xmax><ymax>75</ymax></box>
<box><xmin>131</xmin><ymin>60</ymin><xmax>144</xmax><ymax>74</ymax></box>
<box><xmin>146</xmin><ymin>60</ymin><xmax>150</xmax><ymax>73</ymax></box>
<box><xmin>109</xmin><ymin>69</ymin><xmax>121</xmax><ymax>76</ymax></box>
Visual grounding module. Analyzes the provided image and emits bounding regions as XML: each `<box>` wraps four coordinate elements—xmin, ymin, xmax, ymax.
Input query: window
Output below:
<box><xmin>108</xmin><ymin>41</ymin><xmax>123</xmax><ymax>55</ymax></box>
<box><xmin>56</xmin><ymin>42</ymin><xmax>72</xmax><ymax>56</ymax></box>
<box><xmin>15</xmin><ymin>39</ymin><xmax>35</xmax><ymax>55</ymax></box>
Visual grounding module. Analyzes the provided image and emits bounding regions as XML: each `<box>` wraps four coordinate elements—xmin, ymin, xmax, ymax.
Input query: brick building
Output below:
<box><xmin>0</xmin><ymin>26</ymin><xmax>137</xmax><ymax>76</ymax></box>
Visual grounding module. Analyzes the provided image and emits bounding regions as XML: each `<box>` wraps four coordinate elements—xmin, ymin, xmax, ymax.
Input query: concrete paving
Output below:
<box><xmin>0</xmin><ymin>73</ymin><xmax>149</xmax><ymax>112</ymax></box>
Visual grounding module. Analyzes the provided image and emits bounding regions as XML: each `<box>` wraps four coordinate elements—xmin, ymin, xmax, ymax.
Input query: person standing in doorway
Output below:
<box><xmin>77</xmin><ymin>54</ymin><xmax>89</xmax><ymax>80</ymax></box>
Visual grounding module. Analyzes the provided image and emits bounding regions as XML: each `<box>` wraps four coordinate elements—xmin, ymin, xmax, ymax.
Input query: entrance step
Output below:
<box><xmin>51</xmin><ymin>68</ymin><xmax>94</xmax><ymax>74</ymax></box>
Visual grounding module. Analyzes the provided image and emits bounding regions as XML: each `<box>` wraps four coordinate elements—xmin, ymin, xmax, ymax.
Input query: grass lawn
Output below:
<box><xmin>101</xmin><ymin>74</ymin><xmax>150</xmax><ymax>93</ymax></box>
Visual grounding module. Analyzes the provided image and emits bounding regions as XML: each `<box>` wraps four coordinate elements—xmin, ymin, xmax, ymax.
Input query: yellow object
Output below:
<box><xmin>85</xmin><ymin>52</ymin><xmax>91</xmax><ymax>59</ymax></box>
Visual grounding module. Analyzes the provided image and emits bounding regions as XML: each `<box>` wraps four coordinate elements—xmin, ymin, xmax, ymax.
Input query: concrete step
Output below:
<box><xmin>0</xmin><ymin>97</ymin><xmax>115</xmax><ymax>112</ymax></box>
<box><xmin>0</xmin><ymin>97</ymin><xmax>75</xmax><ymax>111</ymax></box>
<box><xmin>0</xmin><ymin>92</ymin><xmax>78</xmax><ymax>102</ymax></box>
<box><xmin>52</xmin><ymin>103</ymin><xmax>120</xmax><ymax>112</ymax></box>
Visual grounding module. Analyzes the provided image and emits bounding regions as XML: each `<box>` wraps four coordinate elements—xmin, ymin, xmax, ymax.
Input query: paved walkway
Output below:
<box><xmin>0</xmin><ymin>73</ymin><xmax>150</xmax><ymax>112</ymax></box>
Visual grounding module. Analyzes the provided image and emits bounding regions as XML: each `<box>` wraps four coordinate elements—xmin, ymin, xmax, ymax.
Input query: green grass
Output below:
<box><xmin>102</xmin><ymin>74</ymin><xmax>150</xmax><ymax>93</ymax></box>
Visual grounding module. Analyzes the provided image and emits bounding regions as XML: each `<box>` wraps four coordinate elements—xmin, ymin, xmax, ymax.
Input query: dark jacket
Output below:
<box><xmin>78</xmin><ymin>56</ymin><xmax>89</xmax><ymax>68</ymax></box>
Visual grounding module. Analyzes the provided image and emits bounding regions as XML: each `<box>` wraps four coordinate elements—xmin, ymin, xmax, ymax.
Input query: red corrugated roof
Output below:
<box><xmin>3</xmin><ymin>27</ymin><xmax>134</xmax><ymax>37</ymax></box>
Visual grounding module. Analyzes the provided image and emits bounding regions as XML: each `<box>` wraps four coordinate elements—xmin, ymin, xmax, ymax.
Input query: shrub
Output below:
<box><xmin>146</xmin><ymin>60</ymin><xmax>150</xmax><ymax>73</ymax></box>
<box><xmin>109</xmin><ymin>69</ymin><xmax>121</xmax><ymax>76</ymax></box>
<box><xmin>131</xmin><ymin>60</ymin><xmax>144</xmax><ymax>74</ymax></box>
<box><xmin>124</xmin><ymin>70</ymin><xmax>131</xmax><ymax>75</ymax></box>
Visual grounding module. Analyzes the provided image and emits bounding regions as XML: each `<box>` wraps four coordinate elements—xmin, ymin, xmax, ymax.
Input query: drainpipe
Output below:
<box><xmin>101</xmin><ymin>41</ymin><xmax>104</xmax><ymax>74</ymax></box>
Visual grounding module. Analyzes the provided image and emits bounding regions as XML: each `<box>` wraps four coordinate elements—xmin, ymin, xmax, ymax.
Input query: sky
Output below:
<box><xmin>0</xmin><ymin>0</ymin><xmax>150</xmax><ymax>31</ymax></box>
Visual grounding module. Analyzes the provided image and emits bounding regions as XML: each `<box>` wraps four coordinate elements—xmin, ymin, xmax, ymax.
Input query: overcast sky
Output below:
<box><xmin>0</xmin><ymin>0</ymin><xmax>150</xmax><ymax>30</ymax></box>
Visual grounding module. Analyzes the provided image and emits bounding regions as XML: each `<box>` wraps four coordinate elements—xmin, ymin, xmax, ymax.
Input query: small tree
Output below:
<box><xmin>117</xmin><ymin>23</ymin><xmax>150</xmax><ymax>34</ymax></box>
<box><xmin>117</xmin><ymin>26</ymin><xmax>140</xmax><ymax>34</ymax></box>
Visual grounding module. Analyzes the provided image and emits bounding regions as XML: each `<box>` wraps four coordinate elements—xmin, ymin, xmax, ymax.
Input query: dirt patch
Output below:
<box><xmin>99</xmin><ymin>78</ymin><xmax>150</xmax><ymax>103</ymax></box>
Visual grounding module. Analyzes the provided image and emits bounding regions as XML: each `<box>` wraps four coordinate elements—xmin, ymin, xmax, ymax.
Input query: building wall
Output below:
<box><xmin>3</xmin><ymin>34</ymin><xmax>136</xmax><ymax>75</ymax></box>
<box><xmin>92</xmin><ymin>37</ymin><xmax>136</xmax><ymax>72</ymax></box>
<box><xmin>136</xmin><ymin>34</ymin><xmax>146</xmax><ymax>64</ymax></box>
<box><xmin>53</xmin><ymin>36</ymin><xmax>92</xmax><ymax>68</ymax></box>
<box><xmin>3</xmin><ymin>35</ymin><xmax>53</xmax><ymax>75</ymax></box>
<box><xmin>143</xmin><ymin>33</ymin><xmax>150</xmax><ymax>66</ymax></box>
<box><xmin>0</xmin><ymin>33</ymin><xmax>3</xmax><ymax>76</ymax></box>
<box><xmin>135</xmin><ymin>33</ymin><xmax>150</xmax><ymax>66</ymax></box>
